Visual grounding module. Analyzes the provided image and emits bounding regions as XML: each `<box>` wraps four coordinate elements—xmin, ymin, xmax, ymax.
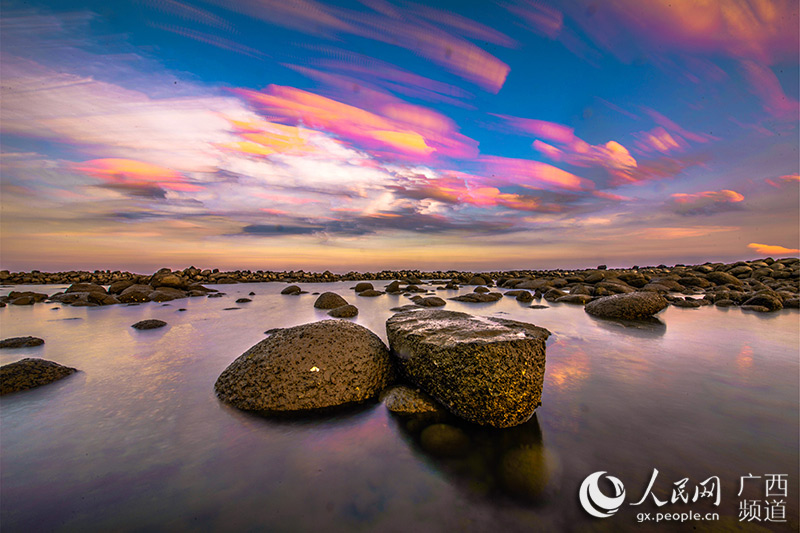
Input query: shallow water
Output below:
<box><xmin>1</xmin><ymin>281</ymin><xmax>798</xmax><ymax>532</ymax></box>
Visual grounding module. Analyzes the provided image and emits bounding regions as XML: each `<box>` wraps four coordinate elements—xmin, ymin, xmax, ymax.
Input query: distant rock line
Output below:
<box><xmin>1</xmin><ymin>257</ymin><xmax>798</xmax><ymax>312</ymax></box>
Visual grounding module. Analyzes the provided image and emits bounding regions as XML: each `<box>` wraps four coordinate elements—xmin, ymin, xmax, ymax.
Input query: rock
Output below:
<box><xmin>207</xmin><ymin>293</ymin><xmax>224</xmax><ymax>298</ymax></box>
<box><xmin>108</xmin><ymin>280</ymin><xmax>135</xmax><ymax>294</ymax></box>
<box><xmin>65</xmin><ymin>283</ymin><xmax>106</xmax><ymax>294</ymax></box>
<box><xmin>543</xmin><ymin>288</ymin><xmax>567</xmax><ymax>301</ymax></box>
<box><xmin>474</xmin><ymin>286</ymin><xmax>490</xmax><ymax>293</ymax></box>
<box><xmin>741</xmin><ymin>305</ymin><xmax>770</xmax><ymax>313</ymax></box>
<box><xmin>380</xmin><ymin>385</ymin><xmax>444</xmax><ymax>417</ymax></box>
<box><xmin>715</xmin><ymin>299</ymin><xmax>736</xmax><ymax>307</ymax></box>
<box><xmin>784</xmin><ymin>298</ymin><xmax>799</xmax><ymax>308</ymax></box>
<box><xmin>10</xmin><ymin>296</ymin><xmax>35</xmax><ymax>305</ymax></box>
<box><xmin>280</xmin><ymin>285</ymin><xmax>302</xmax><ymax>295</ymax></box>
<box><xmin>467</xmin><ymin>276</ymin><xmax>487</xmax><ymax>285</ymax></box>
<box><xmin>386</xmin><ymin>309</ymin><xmax>550</xmax><ymax>428</ymax></box>
<box><xmin>118</xmin><ymin>284</ymin><xmax>154</xmax><ymax>303</ymax></box>
<box><xmin>357</xmin><ymin>289</ymin><xmax>383</xmax><ymax>297</ymax></box>
<box><xmin>706</xmin><ymin>271</ymin><xmax>743</xmax><ymax>287</ymax></box>
<box><xmin>328</xmin><ymin>304</ymin><xmax>358</xmax><ymax>318</ymax></box>
<box><xmin>214</xmin><ymin>320</ymin><xmax>393</xmax><ymax>413</ymax></box>
<box><xmin>87</xmin><ymin>292</ymin><xmax>119</xmax><ymax>306</ymax></box>
<box><xmin>0</xmin><ymin>336</ymin><xmax>45</xmax><ymax>349</ymax></box>
<box><xmin>235</xmin><ymin>298</ymin><xmax>252</xmax><ymax>303</ymax></box>
<box><xmin>449</xmin><ymin>292</ymin><xmax>503</xmax><ymax>303</ymax></box>
<box><xmin>500</xmin><ymin>445</ymin><xmax>549</xmax><ymax>501</ymax></box>
<box><xmin>354</xmin><ymin>282</ymin><xmax>374</xmax><ymax>293</ymax></box>
<box><xmin>148</xmin><ymin>287</ymin><xmax>187</xmax><ymax>302</ymax></box>
<box><xmin>742</xmin><ymin>292</ymin><xmax>783</xmax><ymax>311</ymax></box>
<box><xmin>385</xmin><ymin>281</ymin><xmax>402</xmax><ymax>293</ymax></box>
<box><xmin>151</xmin><ymin>273</ymin><xmax>187</xmax><ymax>289</ymax></box>
<box><xmin>313</xmin><ymin>292</ymin><xmax>349</xmax><ymax>309</ymax></box>
<box><xmin>529</xmin><ymin>305</ymin><xmax>549</xmax><ymax>309</ymax></box>
<box><xmin>420</xmin><ymin>424</ymin><xmax>471</xmax><ymax>457</ymax></box>
<box><xmin>672</xmin><ymin>298</ymin><xmax>701</xmax><ymax>308</ymax></box>
<box><xmin>555</xmin><ymin>294</ymin><xmax>593</xmax><ymax>305</ymax></box>
<box><xmin>131</xmin><ymin>319</ymin><xmax>167</xmax><ymax>330</ymax></box>
<box><xmin>1</xmin><ymin>358</ymin><xmax>78</xmax><ymax>395</ymax></box>
<box><xmin>411</xmin><ymin>296</ymin><xmax>446</xmax><ymax>307</ymax></box>
<box><xmin>585</xmin><ymin>291</ymin><xmax>668</xmax><ymax>320</ymax></box>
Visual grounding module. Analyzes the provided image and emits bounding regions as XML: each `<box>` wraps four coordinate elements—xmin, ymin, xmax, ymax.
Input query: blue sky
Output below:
<box><xmin>1</xmin><ymin>0</ymin><xmax>798</xmax><ymax>272</ymax></box>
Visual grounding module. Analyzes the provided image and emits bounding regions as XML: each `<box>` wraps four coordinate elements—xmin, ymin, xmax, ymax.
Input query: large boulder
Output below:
<box><xmin>118</xmin><ymin>284</ymin><xmax>154</xmax><ymax>303</ymax></box>
<box><xmin>1</xmin><ymin>358</ymin><xmax>78</xmax><ymax>395</ymax></box>
<box><xmin>215</xmin><ymin>320</ymin><xmax>393</xmax><ymax>413</ymax></box>
<box><xmin>385</xmin><ymin>310</ymin><xmax>550</xmax><ymax>428</ymax></box>
<box><xmin>584</xmin><ymin>291</ymin><xmax>668</xmax><ymax>320</ymax></box>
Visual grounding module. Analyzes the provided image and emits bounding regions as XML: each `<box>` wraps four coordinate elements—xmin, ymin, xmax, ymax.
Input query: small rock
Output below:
<box><xmin>449</xmin><ymin>292</ymin><xmax>503</xmax><ymax>303</ymax></box>
<box><xmin>235</xmin><ymin>298</ymin><xmax>252</xmax><ymax>303</ymax></box>
<box><xmin>280</xmin><ymin>285</ymin><xmax>302</xmax><ymax>295</ymax></box>
<box><xmin>357</xmin><ymin>289</ymin><xmax>383</xmax><ymax>297</ymax></box>
<box><xmin>380</xmin><ymin>385</ymin><xmax>445</xmax><ymax>417</ymax></box>
<box><xmin>0</xmin><ymin>336</ymin><xmax>45</xmax><ymax>349</ymax></box>
<box><xmin>354</xmin><ymin>282</ymin><xmax>374</xmax><ymax>293</ymax></box>
<box><xmin>328</xmin><ymin>304</ymin><xmax>359</xmax><ymax>318</ymax></box>
<box><xmin>131</xmin><ymin>319</ymin><xmax>167</xmax><ymax>330</ymax></box>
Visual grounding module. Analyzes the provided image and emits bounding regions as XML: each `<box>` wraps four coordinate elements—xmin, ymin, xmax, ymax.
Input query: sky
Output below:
<box><xmin>0</xmin><ymin>0</ymin><xmax>798</xmax><ymax>273</ymax></box>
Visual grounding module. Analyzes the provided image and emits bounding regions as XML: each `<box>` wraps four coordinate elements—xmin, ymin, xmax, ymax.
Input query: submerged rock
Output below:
<box><xmin>215</xmin><ymin>320</ymin><xmax>393</xmax><ymax>413</ymax></box>
<box><xmin>0</xmin><ymin>336</ymin><xmax>45</xmax><ymax>349</ymax></box>
<box><xmin>131</xmin><ymin>319</ymin><xmax>167</xmax><ymax>330</ymax></box>
<box><xmin>380</xmin><ymin>385</ymin><xmax>445</xmax><ymax>417</ymax></box>
<box><xmin>410</xmin><ymin>296</ymin><xmax>446</xmax><ymax>307</ymax></box>
<box><xmin>449</xmin><ymin>292</ymin><xmax>503</xmax><ymax>303</ymax></box>
<box><xmin>420</xmin><ymin>423</ymin><xmax>471</xmax><ymax>457</ymax></box>
<box><xmin>1</xmin><ymin>358</ymin><xmax>78</xmax><ymax>395</ymax></box>
<box><xmin>584</xmin><ymin>291</ymin><xmax>668</xmax><ymax>320</ymax></box>
<box><xmin>354</xmin><ymin>282</ymin><xmax>374</xmax><ymax>293</ymax></box>
<box><xmin>386</xmin><ymin>309</ymin><xmax>550</xmax><ymax>428</ymax></box>
<box><xmin>313</xmin><ymin>292</ymin><xmax>349</xmax><ymax>309</ymax></box>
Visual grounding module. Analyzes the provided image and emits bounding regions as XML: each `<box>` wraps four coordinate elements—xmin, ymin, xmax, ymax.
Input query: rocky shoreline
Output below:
<box><xmin>1</xmin><ymin>257</ymin><xmax>798</xmax><ymax>312</ymax></box>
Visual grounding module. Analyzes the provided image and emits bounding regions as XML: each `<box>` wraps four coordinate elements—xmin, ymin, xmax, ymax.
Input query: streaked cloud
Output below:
<box><xmin>668</xmin><ymin>189</ymin><xmax>745</xmax><ymax>215</ymax></box>
<box><xmin>747</xmin><ymin>242</ymin><xmax>800</xmax><ymax>255</ymax></box>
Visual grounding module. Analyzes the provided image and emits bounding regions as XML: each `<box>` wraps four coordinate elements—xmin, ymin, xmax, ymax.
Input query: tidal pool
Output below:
<box><xmin>1</xmin><ymin>281</ymin><xmax>797</xmax><ymax>532</ymax></box>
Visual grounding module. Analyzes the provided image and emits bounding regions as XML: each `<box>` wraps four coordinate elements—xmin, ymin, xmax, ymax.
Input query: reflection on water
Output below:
<box><xmin>0</xmin><ymin>282</ymin><xmax>798</xmax><ymax>532</ymax></box>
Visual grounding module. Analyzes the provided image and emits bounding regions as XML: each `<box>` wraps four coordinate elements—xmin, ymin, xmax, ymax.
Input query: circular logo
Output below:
<box><xmin>579</xmin><ymin>471</ymin><xmax>626</xmax><ymax>518</ymax></box>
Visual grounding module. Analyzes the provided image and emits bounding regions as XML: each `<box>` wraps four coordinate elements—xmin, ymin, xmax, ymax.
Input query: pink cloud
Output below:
<box><xmin>236</xmin><ymin>85</ymin><xmax>479</xmax><ymax>161</ymax></box>
<box><xmin>765</xmin><ymin>174</ymin><xmax>800</xmax><ymax>188</ymax></box>
<box><xmin>479</xmin><ymin>155</ymin><xmax>594</xmax><ymax>191</ymax></box>
<box><xmin>668</xmin><ymin>189</ymin><xmax>745</xmax><ymax>215</ymax></box>
<box><xmin>503</xmin><ymin>1</ymin><xmax>563</xmax><ymax>39</ymax></box>
<box><xmin>73</xmin><ymin>158</ymin><xmax>202</xmax><ymax>192</ymax></box>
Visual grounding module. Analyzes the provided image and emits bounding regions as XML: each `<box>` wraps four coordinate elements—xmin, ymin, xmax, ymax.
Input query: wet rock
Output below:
<box><xmin>380</xmin><ymin>385</ymin><xmax>445</xmax><ymax>417</ymax></box>
<box><xmin>280</xmin><ymin>285</ymin><xmax>302</xmax><ymax>295</ymax></box>
<box><xmin>706</xmin><ymin>271</ymin><xmax>743</xmax><ymax>287</ymax></box>
<box><xmin>543</xmin><ymin>288</ymin><xmax>567</xmax><ymax>302</ymax></box>
<box><xmin>87</xmin><ymin>292</ymin><xmax>119</xmax><ymax>306</ymax></box>
<box><xmin>131</xmin><ymin>319</ymin><xmax>167</xmax><ymax>330</ymax></box>
<box><xmin>148</xmin><ymin>287</ymin><xmax>187</xmax><ymax>302</ymax></box>
<box><xmin>529</xmin><ymin>305</ymin><xmax>549</xmax><ymax>309</ymax></box>
<box><xmin>215</xmin><ymin>320</ymin><xmax>393</xmax><ymax>413</ymax></box>
<box><xmin>500</xmin><ymin>444</ymin><xmax>549</xmax><ymax>501</ymax></box>
<box><xmin>207</xmin><ymin>293</ymin><xmax>224</xmax><ymax>298</ymax></box>
<box><xmin>151</xmin><ymin>273</ymin><xmax>188</xmax><ymax>290</ymax></box>
<box><xmin>467</xmin><ymin>276</ymin><xmax>487</xmax><ymax>285</ymax></box>
<box><xmin>313</xmin><ymin>292</ymin><xmax>349</xmax><ymax>309</ymax></box>
<box><xmin>410</xmin><ymin>296</ymin><xmax>446</xmax><ymax>307</ymax></box>
<box><xmin>0</xmin><ymin>336</ymin><xmax>45</xmax><ymax>349</ymax></box>
<box><xmin>715</xmin><ymin>299</ymin><xmax>736</xmax><ymax>307</ymax></box>
<box><xmin>784</xmin><ymin>298</ymin><xmax>799</xmax><ymax>308</ymax></box>
<box><xmin>328</xmin><ymin>304</ymin><xmax>358</xmax><ymax>318</ymax></box>
<box><xmin>742</xmin><ymin>292</ymin><xmax>783</xmax><ymax>311</ymax></box>
<box><xmin>449</xmin><ymin>292</ymin><xmax>503</xmax><ymax>303</ymax></box>
<box><xmin>1</xmin><ymin>358</ymin><xmax>78</xmax><ymax>395</ymax></box>
<box><xmin>741</xmin><ymin>305</ymin><xmax>770</xmax><ymax>313</ymax></box>
<box><xmin>585</xmin><ymin>291</ymin><xmax>668</xmax><ymax>320</ymax></box>
<box><xmin>357</xmin><ymin>289</ymin><xmax>383</xmax><ymax>297</ymax></box>
<box><xmin>555</xmin><ymin>294</ymin><xmax>593</xmax><ymax>305</ymax></box>
<box><xmin>385</xmin><ymin>280</ymin><xmax>402</xmax><ymax>293</ymax></box>
<box><xmin>65</xmin><ymin>283</ymin><xmax>106</xmax><ymax>294</ymax></box>
<box><xmin>672</xmin><ymin>298</ymin><xmax>701</xmax><ymax>308</ymax></box>
<box><xmin>117</xmin><ymin>284</ymin><xmax>154</xmax><ymax>303</ymax></box>
<box><xmin>108</xmin><ymin>280</ymin><xmax>135</xmax><ymax>294</ymax></box>
<box><xmin>354</xmin><ymin>282</ymin><xmax>374</xmax><ymax>293</ymax></box>
<box><xmin>235</xmin><ymin>298</ymin><xmax>252</xmax><ymax>303</ymax></box>
<box><xmin>386</xmin><ymin>309</ymin><xmax>550</xmax><ymax>428</ymax></box>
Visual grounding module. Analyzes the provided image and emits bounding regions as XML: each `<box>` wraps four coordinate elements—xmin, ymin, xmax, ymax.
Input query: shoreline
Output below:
<box><xmin>1</xmin><ymin>257</ymin><xmax>798</xmax><ymax>285</ymax></box>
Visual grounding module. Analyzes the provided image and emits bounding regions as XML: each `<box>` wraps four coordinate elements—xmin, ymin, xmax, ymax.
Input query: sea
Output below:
<box><xmin>1</xmin><ymin>281</ymin><xmax>798</xmax><ymax>532</ymax></box>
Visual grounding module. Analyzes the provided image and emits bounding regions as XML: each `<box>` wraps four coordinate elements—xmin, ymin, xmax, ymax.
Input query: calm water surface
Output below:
<box><xmin>1</xmin><ymin>282</ymin><xmax>798</xmax><ymax>532</ymax></box>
